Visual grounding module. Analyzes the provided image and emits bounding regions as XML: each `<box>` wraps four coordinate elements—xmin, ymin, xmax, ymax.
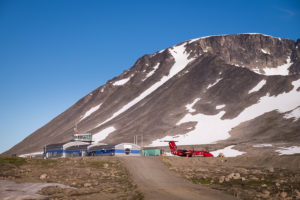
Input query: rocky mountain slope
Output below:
<box><xmin>5</xmin><ymin>33</ymin><xmax>300</xmax><ymax>155</ymax></box>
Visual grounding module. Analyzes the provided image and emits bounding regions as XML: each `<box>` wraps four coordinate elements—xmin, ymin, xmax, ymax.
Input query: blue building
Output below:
<box><xmin>87</xmin><ymin>143</ymin><xmax>141</xmax><ymax>156</ymax></box>
<box><xmin>44</xmin><ymin>132</ymin><xmax>141</xmax><ymax>158</ymax></box>
<box><xmin>44</xmin><ymin>141</ymin><xmax>90</xmax><ymax>158</ymax></box>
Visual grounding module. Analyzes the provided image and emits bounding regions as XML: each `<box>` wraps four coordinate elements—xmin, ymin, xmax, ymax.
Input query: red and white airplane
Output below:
<box><xmin>167</xmin><ymin>141</ymin><xmax>213</xmax><ymax>157</ymax></box>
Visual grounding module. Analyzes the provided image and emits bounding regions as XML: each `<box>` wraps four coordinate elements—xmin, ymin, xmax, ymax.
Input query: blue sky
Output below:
<box><xmin>0</xmin><ymin>0</ymin><xmax>299</xmax><ymax>153</ymax></box>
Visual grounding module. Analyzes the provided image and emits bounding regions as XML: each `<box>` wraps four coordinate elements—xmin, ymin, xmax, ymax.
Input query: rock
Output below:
<box><xmin>185</xmin><ymin>175</ymin><xmax>191</xmax><ymax>179</ymax></box>
<box><xmin>93</xmin><ymin>181</ymin><xmax>99</xmax><ymax>186</ymax></box>
<box><xmin>250</xmin><ymin>176</ymin><xmax>259</xmax><ymax>181</ymax></box>
<box><xmin>71</xmin><ymin>182</ymin><xmax>77</xmax><ymax>186</ymax></box>
<box><xmin>261</xmin><ymin>190</ymin><xmax>270</xmax><ymax>198</ymax></box>
<box><xmin>280</xmin><ymin>192</ymin><xmax>287</xmax><ymax>198</ymax></box>
<box><xmin>295</xmin><ymin>189</ymin><xmax>300</xmax><ymax>199</ymax></box>
<box><xmin>218</xmin><ymin>153</ymin><xmax>224</xmax><ymax>158</ymax></box>
<box><xmin>251</xmin><ymin>169</ymin><xmax>262</xmax><ymax>174</ymax></box>
<box><xmin>40</xmin><ymin>174</ymin><xmax>48</xmax><ymax>180</ymax></box>
<box><xmin>225</xmin><ymin>177</ymin><xmax>230</xmax><ymax>182</ymax></box>
<box><xmin>84</xmin><ymin>183</ymin><xmax>92</xmax><ymax>187</ymax></box>
<box><xmin>103</xmin><ymin>163</ymin><xmax>109</xmax><ymax>168</ymax></box>
<box><xmin>256</xmin><ymin>193</ymin><xmax>261</xmax><ymax>198</ymax></box>
<box><xmin>227</xmin><ymin>173</ymin><xmax>234</xmax><ymax>179</ymax></box>
<box><xmin>267</xmin><ymin>167</ymin><xmax>274</xmax><ymax>173</ymax></box>
<box><xmin>232</xmin><ymin>173</ymin><xmax>240</xmax><ymax>180</ymax></box>
<box><xmin>219</xmin><ymin>176</ymin><xmax>225</xmax><ymax>183</ymax></box>
<box><xmin>275</xmin><ymin>182</ymin><xmax>280</xmax><ymax>187</ymax></box>
<box><xmin>40</xmin><ymin>186</ymin><xmax>63</xmax><ymax>195</ymax></box>
<box><xmin>261</xmin><ymin>184</ymin><xmax>267</xmax><ymax>187</ymax></box>
<box><xmin>241</xmin><ymin>177</ymin><xmax>246</xmax><ymax>181</ymax></box>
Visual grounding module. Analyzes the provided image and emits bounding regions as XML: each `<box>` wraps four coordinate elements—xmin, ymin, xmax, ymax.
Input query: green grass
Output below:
<box><xmin>0</xmin><ymin>156</ymin><xmax>27</xmax><ymax>167</ymax></box>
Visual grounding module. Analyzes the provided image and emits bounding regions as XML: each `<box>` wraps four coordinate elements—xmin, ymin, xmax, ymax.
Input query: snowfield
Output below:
<box><xmin>113</xmin><ymin>75</ymin><xmax>134</xmax><ymax>86</ymax></box>
<box><xmin>261</xmin><ymin>49</ymin><xmax>270</xmax><ymax>55</ymax></box>
<box><xmin>216</xmin><ymin>104</ymin><xmax>225</xmax><ymax>109</ymax></box>
<box><xmin>284</xmin><ymin>107</ymin><xmax>300</xmax><ymax>121</ymax></box>
<box><xmin>210</xmin><ymin>145</ymin><xmax>245</xmax><ymax>157</ymax></box>
<box><xmin>276</xmin><ymin>146</ymin><xmax>300</xmax><ymax>155</ymax></box>
<box><xmin>143</xmin><ymin>63</ymin><xmax>160</xmax><ymax>81</ymax></box>
<box><xmin>261</xmin><ymin>56</ymin><xmax>293</xmax><ymax>76</ymax></box>
<box><xmin>80</xmin><ymin>104</ymin><xmax>102</xmax><ymax>121</ymax></box>
<box><xmin>253</xmin><ymin>144</ymin><xmax>273</xmax><ymax>147</ymax></box>
<box><xmin>248</xmin><ymin>80</ymin><xmax>266</xmax><ymax>94</ymax></box>
<box><xmin>151</xmin><ymin>78</ymin><xmax>300</xmax><ymax>146</ymax></box>
<box><xmin>207</xmin><ymin>78</ymin><xmax>222</xmax><ymax>89</ymax></box>
<box><xmin>92</xmin><ymin>126</ymin><xmax>116</xmax><ymax>143</ymax></box>
<box><xmin>185</xmin><ymin>98</ymin><xmax>200</xmax><ymax>113</ymax></box>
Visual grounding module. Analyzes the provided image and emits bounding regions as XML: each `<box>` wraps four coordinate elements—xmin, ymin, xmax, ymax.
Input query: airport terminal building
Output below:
<box><xmin>44</xmin><ymin>133</ymin><xmax>141</xmax><ymax>158</ymax></box>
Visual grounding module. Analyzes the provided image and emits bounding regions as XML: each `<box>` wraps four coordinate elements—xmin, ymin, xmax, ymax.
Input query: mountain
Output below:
<box><xmin>5</xmin><ymin>33</ymin><xmax>300</xmax><ymax>155</ymax></box>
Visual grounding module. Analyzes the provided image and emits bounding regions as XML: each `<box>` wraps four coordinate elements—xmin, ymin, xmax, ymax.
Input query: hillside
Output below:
<box><xmin>5</xmin><ymin>33</ymin><xmax>300</xmax><ymax>155</ymax></box>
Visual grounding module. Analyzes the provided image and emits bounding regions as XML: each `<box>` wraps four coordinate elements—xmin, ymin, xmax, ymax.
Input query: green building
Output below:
<box><xmin>142</xmin><ymin>149</ymin><xmax>162</xmax><ymax>156</ymax></box>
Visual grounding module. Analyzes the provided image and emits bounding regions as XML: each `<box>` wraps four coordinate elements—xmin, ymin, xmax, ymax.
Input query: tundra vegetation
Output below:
<box><xmin>0</xmin><ymin>156</ymin><xmax>143</xmax><ymax>200</ymax></box>
<box><xmin>162</xmin><ymin>156</ymin><xmax>300</xmax><ymax>200</ymax></box>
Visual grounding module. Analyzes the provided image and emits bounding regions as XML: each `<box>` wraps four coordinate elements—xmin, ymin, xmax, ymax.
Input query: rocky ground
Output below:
<box><xmin>1</xmin><ymin>154</ymin><xmax>300</xmax><ymax>200</ymax></box>
<box><xmin>161</xmin><ymin>155</ymin><xmax>300</xmax><ymax>200</ymax></box>
<box><xmin>0</xmin><ymin>156</ymin><xmax>143</xmax><ymax>200</ymax></box>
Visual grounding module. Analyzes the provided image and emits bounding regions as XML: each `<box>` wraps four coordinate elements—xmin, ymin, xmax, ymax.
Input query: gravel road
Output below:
<box><xmin>120</xmin><ymin>157</ymin><xmax>234</xmax><ymax>200</ymax></box>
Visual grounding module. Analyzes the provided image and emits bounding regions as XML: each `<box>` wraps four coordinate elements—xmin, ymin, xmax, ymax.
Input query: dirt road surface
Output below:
<box><xmin>120</xmin><ymin>157</ymin><xmax>234</xmax><ymax>200</ymax></box>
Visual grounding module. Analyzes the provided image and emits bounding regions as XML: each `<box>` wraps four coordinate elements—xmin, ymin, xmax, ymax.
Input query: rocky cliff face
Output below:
<box><xmin>5</xmin><ymin>33</ymin><xmax>300</xmax><ymax>155</ymax></box>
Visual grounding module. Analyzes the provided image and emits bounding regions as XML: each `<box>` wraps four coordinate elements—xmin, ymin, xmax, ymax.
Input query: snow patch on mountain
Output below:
<box><xmin>284</xmin><ymin>107</ymin><xmax>300</xmax><ymax>121</ymax></box>
<box><xmin>143</xmin><ymin>63</ymin><xmax>160</xmax><ymax>81</ymax></box>
<box><xmin>80</xmin><ymin>104</ymin><xmax>102</xmax><ymax>121</ymax></box>
<box><xmin>253</xmin><ymin>144</ymin><xmax>272</xmax><ymax>147</ymax></box>
<box><xmin>96</xmin><ymin>43</ymin><xmax>195</xmax><ymax>127</ymax></box>
<box><xmin>211</xmin><ymin>145</ymin><xmax>245</xmax><ymax>157</ymax></box>
<box><xmin>276</xmin><ymin>146</ymin><xmax>300</xmax><ymax>155</ymax></box>
<box><xmin>113</xmin><ymin>75</ymin><xmax>134</xmax><ymax>86</ymax></box>
<box><xmin>216</xmin><ymin>104</ymin><xmax>226</xmax><ymax>109</ymax></box>
<box><xmin>261</xmin><ymin>49</ymin><xmax>270</xmax><ymax>55</ymax></box>
<box><xmin>248</xmin><ymin>80</ymin><xmax>266</xmax><ymax>94</ymax></box>
<box><xmin>207</xmin><ymin>78</ymin><xmax>222</xmax><ymax>89</ymax></box>
<box><xmin>233</xmin><ymin>63</ymin><xmax>245</xmax><ymax>68</ymax></box>
<box><xmin>186</xmin><ymin>98</ymin><xmax>200</xmax><ymax>113</ymax></box>
<box><xmin>261</xmin><ymin>57</ymin><xmax>292</xmax><ymax>76</ymax></box>
<box><xmin>92</xmin><ymin>126</ymin><xmax>116</xmax><ymax>143</ymax></box>
<box><xmin>150</xmin><ymin>79</ymin><xmax>300</xmax><ymax>146</ymax></box>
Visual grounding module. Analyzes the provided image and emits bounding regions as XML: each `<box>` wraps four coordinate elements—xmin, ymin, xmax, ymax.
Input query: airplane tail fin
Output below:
<box><xmin>168</xmin><ymin>141</ymin><xmax>177</xmax><ymax>153</ymax></box>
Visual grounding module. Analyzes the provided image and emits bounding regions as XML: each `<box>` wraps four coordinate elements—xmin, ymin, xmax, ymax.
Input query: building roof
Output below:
<box><xmin>115</xmin><ymin>143</ymin><xmax>141</xmax><ymax>149</ymax></box>
<box><xmin>63</xmin><ymin>141</ymin><xmax>90</xmax><ymax>149</ymax></box>
<box><xmin>88</xmin><ymin>144</ymin><xmax>116</xmax><ymax>151</ymax></box>
<box><xmin>87</xmin><ymin>143</ymin><xmax>107</xmax><ymax>150</ymax></box>
<box><xmin>45</xmin><ymin>142</ymin><xmax>67</xmax><ymax>149</ymax></box>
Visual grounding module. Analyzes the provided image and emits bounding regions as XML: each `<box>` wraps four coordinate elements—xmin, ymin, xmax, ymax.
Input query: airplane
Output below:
<box><xmin>166</xmin><ymin>141</ymin><xmax>213</xmax><ymax>157</ymax></box>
